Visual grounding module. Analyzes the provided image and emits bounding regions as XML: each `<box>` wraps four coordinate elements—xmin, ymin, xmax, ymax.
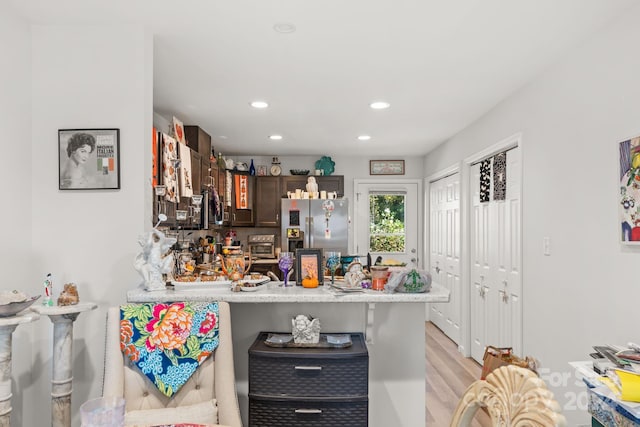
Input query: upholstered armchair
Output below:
<box><xmin>103</xmin><ymin>301</ymin><xmax>242</xmax><ymax>427</ymax></box>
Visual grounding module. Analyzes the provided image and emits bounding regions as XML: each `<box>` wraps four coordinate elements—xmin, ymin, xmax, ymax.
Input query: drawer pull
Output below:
<box><xmin>294</xmin><ymin>409</ymin><xmax>322</xmax><ymax>414</ymax></box>
<box><xmin>294</xmin><ymin>366</ymin><xmax>322</xmax><ymax>371</ymax></box>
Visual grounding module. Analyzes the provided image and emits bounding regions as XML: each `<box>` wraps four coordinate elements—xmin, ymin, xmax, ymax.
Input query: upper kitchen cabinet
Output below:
<box><xmin>184</xmin><ymin>125</ymin><xmax>212</xmax><ymax>158</ymax></box>
<box><xmin>281</xmin><ymin>175</ymin><xmax>344</xmax><ymax>197</ymax></box>
<box><xmin>255</xmin><ymin>176</ymin><xmax>281</xmax><ymax>227</ymax></box>
<box><xmin>230</xmin><ymin>172</ymin><xmax>255</xmax><ymax>226</ymax></box>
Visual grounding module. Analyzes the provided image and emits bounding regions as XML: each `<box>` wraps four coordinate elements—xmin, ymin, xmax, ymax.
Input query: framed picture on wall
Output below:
<box><xmin>58</xmin><ymin>128</ymin><xmax>120</xmax><ymax>190</ymax></box>
<box><xmin>619</xmin><ymin>135</ymin><xmax>640</xmax><ymax>244</ymax></box>
<box><xmin>295</xmin><ymin>248</ymin><xmax>324</xmax><ymax>285</ymax></box>
<box><xmin>370</xmin><ymin>160</ymin><xmax>405</xmax><ymax>175</ymax></box>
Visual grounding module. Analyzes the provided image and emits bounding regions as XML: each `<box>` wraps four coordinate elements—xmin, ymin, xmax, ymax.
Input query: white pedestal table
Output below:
<box><xmin>0</xmin><ymin>312</ymin><xmax>40</xmax><ymax>427</ymax></box>
<box><xmin>31</xmin><ymin>303</ymin><xmax>97</xmax><ymax>427</ymax></box>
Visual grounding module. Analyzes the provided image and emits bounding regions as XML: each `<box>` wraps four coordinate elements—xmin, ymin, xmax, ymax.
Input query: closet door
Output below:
<box><xmin>429</xmin><ymin>172</ymin><xmax>461</xmax><ymax>344</ymax></box>
<box><xmin>470</xmin><ymin>162</ymin><xmax>493</xmax><ymax>362</ymax></box>
<box><xmin>470</xmin><ymin>147</ymin><xmax>522</xmax><ymax>364</ymax></box>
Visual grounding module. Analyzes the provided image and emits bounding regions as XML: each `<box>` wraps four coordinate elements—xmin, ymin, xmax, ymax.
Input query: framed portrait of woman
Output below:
<box><xmin>58</xmin><ymin>128</ymin><xmax>120</xmax><ymax>190</ymax></box>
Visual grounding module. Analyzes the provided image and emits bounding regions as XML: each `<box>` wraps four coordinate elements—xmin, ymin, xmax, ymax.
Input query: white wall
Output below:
<box><xmin>24</xmin><ymin>25</ymin><xmax>152</xmax><ymax>426</ymax></box>
<box><xmin>0</xmin><ymin>3</ymin><xmax>33</xmax><ymax>427</ymax></box>
<box><xmin>424</xmin><ymin>5</ymin><xmax>640</xmax><ymax>425</ymax></box>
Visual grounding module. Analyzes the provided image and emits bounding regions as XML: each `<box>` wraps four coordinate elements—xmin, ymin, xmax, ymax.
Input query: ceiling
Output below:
<box><xmin>13</xmin><ymin>0</ymin><xmax>637</xmax><ymax>157</ymax></box>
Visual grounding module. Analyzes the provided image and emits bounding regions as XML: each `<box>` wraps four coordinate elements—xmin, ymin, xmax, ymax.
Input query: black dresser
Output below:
<box><xmin>248</xmin><ymin>332</ymin><xmax>369</xmax><ymax>427</ymax></box>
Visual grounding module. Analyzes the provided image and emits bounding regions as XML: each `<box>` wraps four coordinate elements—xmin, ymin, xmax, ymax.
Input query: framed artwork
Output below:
<box><xmin>295</xmin><ymin>248</ymin><xmax>324</xmax><ymax>285</ymax></box>
<box><xmin>619</xmin><ymin>135</ymin><xmax>640</xmax><ymax>243</ymax></box>
<box><xmin>370</xmin><ymin>160</ymin><xmax>405</xmax><ymax>175</ymax></box>
<box><xmin>172</xmin><ymin>116</ymin><xmax>186</xmax><ymax>145</ymax></box>
<box><xmin>161</xmin><ymin>133</ymin><xmax>179</xmax><ymax>202</ymax></box>
<box><xmin>58</xmin><ymin>128</ymin><xmax>120</xmax><ymax>190</ymax></box>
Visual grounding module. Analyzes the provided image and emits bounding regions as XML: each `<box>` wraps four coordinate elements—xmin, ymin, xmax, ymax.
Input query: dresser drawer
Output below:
<box><xmin>249</xmin><ymin>396</ymin><xmax>368</xmax><ymax>427</ymax></box>
<box><xmin>249</xmin><ymin>332</ymin><xmax>368</xmax><ymax>398</ymax></box>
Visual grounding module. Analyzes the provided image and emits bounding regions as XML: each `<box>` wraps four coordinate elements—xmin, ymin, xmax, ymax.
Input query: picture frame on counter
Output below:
<box><xmin>369</xmin><ymin>159</ymin><xmax>405</xmax><ymax>175</ymax></box>
<box><xmin>295</xmin><ymin>248</ymin><xmax>324</xmax><ymax>285</ymax></box>
<box><xmin>58</xmin><ymin>128</ymin><xmax>120</xmax><ymax>190</ymax></box>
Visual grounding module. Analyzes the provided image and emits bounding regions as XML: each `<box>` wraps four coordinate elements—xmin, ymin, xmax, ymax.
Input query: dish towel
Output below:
<box><xmin>120</xmin><ymin>301</ymin><xmax>220</xmax><ymax>397</ymax></box>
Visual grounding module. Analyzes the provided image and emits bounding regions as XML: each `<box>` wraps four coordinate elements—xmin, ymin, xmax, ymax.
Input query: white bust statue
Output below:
<box><xmin>306</xmin><ymin>176</ymin><xmax>318</xmax><ymax>194</ymax></box>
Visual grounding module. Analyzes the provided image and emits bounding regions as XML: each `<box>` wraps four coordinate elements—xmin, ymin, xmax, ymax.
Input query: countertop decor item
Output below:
<box><xmin>290</xmin><ymin>169</ymin><xmax>310</xmax><ymax>175</ymax></box>
<box><xmin>292</xmin><ymin>314</ymin><xmax>321</xmax><ymax>344</ymax></box>
<box><xmin>0</xmin><ymin>295</ymin><xmax>40</xmax><ymax>317</ymax></box>
<box><xmin>315</xmin><ymin>156</ymin><xmax>335</xmax><ymax>176</ymax></box>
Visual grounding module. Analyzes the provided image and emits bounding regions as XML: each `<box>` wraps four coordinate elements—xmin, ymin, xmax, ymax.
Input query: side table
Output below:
<box><xmin>0</xmin><ymin>311</ymin><xmax>40</xmax><ymax>427</ymax></box>
<box><xmin>32</xmin><ymin>302</ymin><xmax>97</xmax><ymax>427</ymax></box>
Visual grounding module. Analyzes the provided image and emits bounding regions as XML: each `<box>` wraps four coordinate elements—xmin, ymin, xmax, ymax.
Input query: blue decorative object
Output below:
<box><xmin>249</xmin><ymin>159</ymin><xmax>256</xmax><ymax>176</ymax></box>
<box><xmin>315</xmin><ymin>156</ymin><xmax>335</xmax><ymax>176</ymax></box>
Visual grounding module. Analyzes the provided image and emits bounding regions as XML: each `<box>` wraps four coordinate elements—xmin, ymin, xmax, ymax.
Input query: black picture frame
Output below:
<box><xmin>58</xmin><ymin>128</ymin><xmax>120</xmax><ymax>190</ymax></box>
<box><xmin>295</xmin><ymin>248</ymin><xmax>324</xmax><ymax>285</ymax></box>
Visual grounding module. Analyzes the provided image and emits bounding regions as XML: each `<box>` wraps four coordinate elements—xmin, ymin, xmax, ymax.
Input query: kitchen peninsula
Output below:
<box><xmin>128</xmin><ymin>282</ymin><xmax>449</xmax><ymax>427</ymax></box>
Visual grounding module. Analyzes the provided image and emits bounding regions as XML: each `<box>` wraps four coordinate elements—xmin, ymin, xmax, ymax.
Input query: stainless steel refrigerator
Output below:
<box><xmin>281</xmin><ymin>198</ymin><xmax>349</xmax><ymax>253</ymax></box>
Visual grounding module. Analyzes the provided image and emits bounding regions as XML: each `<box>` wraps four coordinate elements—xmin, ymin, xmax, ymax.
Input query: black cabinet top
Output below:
<box><xmin>249</xmin><ymin>332</ymin><xmax>367</xmax><ymax>358</ymax></box>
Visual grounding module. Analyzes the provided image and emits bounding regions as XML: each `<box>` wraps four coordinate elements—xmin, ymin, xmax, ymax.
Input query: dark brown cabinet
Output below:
<box><xmin>255</xmin><ymin>177</ymin><xmax>281</xmax><ymax>227</ymax></box>
<box><xmin>230</xmin><ymin>172</ymin><xmax>255</xmax><ymax>226</ymax></box>
<box><xmin>281</xmin><ymin>175</ymin><xmax>344</xmax><ymax>198</ymax></box>
<box><xmin>184</xmin><ymin>125</ymin><xmax>212</xmax><ymax>158</ymax></box>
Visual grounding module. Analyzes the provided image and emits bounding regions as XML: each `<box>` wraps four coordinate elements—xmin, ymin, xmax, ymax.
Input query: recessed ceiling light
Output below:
<box><xmin>370</xmin><ymin>101</ymin><xmax>390</xmax><ymax>110</ymax></box>
<box><xmin>250</xmin><ymin>101</ymin><xmax>269</xmax><ymax>109</ymax></box>
<box><xmin>269</xmin><ymin>134</ymin><xmax>283</xmax><ymax>140</ymax></box>
<box><xmin>273</xmin><ymin>23</ymin><xmax>296</xmax><ymax>34</ymax></box>
<box><xmin>219</xmin><ymin>135</ymin><xmax>228</xmax><ymax>139</ymax></box>
<box><xmin>358</xmin><ymin>135</ymin><xmax>371</xmax><ymax>141</ymax></box>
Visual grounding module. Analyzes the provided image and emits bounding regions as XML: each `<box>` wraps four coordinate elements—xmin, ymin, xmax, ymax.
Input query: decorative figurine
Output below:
<box><xmin>306</xmin><ymin>176</ymin><xmax>318</xmax><ymax>195</ymax></box>
<box><xmin>57</xmin><ymin>283</ymin><xmax>79</xmax><ymax>306</ymax></box>
<box><xmin>292</xmin><ymin>314</ymin><xmax>321</xmax><ymax>344</ymax></box>
<box><xmin>134</xmin><ymin>227</ymin><xmax>177</xmax><ymax>291</ymax></box>
<box><xmin>43</xmin><ymin>273</ymin><xmax>54</xmax><ymax>306</ymax></box>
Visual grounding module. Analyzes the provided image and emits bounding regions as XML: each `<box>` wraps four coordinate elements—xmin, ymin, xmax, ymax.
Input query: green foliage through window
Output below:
<box><xmin>369</xmin><ymin>194</ymin><xmax>405</xmax><ymax>253</ymax></box>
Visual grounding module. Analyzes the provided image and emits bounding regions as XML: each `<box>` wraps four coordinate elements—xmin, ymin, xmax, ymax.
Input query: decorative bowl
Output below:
<box><xmin>0</xmin><ymin>295</ymin><xmax>41</xmax><ymax>317</ymax></box>
<box><xmin>290</xmin><ymin>169</ymin><xmax>310</xmax><ymax>175</ymax></box>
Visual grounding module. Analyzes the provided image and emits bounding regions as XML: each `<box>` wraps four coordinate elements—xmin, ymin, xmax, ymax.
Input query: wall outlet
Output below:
<box><xmin>543</xmin><ymin>237</ymin><xmax>551</xmax><ymax>256</ymax></box>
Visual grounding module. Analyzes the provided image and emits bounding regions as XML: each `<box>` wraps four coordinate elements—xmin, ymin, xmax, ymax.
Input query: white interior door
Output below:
<box><xmin>469</xmin><ymin>146</ymin><xmax>522</xmax><ymax>363</ymax></box>
<box><xmin>428</xmin><ymin>173</ymin><xmax>461</xmax><ymax>344</ymax></box>
<box><xmin>354</xmin><ymin>180</ymin><xmax>420</xmax><ymax>267</ymax></box>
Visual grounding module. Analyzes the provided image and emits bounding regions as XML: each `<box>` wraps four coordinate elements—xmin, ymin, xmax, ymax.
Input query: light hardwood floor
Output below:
<box><xmin>426</xmin><ymin>321</ymin><xmax>492</xmax><ymax>427</ymax></box>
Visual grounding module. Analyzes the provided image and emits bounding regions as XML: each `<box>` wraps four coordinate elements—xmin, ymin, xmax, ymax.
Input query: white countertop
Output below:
<box><xmin>127</xmin><ymin>281</ymin><xmax>450</xmax><ymax>303</ymax></box>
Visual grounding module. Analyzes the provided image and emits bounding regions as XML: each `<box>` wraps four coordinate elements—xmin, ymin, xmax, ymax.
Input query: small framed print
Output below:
<box><xmin>172</xmin><ymin>116</ymin><xmax>186</xmax><ymax>145</ymax></box>
<box><xmin>369</xmin><ymin>160</ymin><xmax>405</xmax><ymax>175</ymax></box>
<box><xmin>295</xmin><ymin>248</ymin><xmax>324</xmax><ymax>285</ymax></box>
<box><xmin>58</xmin><ymin>128</ymin><xmax>120</xmax><ymax>190</ymax></box>
<box><xmin>287</xmin><ymin>228</ymin><xmax>300</xmax><ymax>238</ymax></box>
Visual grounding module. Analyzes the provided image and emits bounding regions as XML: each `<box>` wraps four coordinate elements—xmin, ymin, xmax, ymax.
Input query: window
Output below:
<box><xmin>369</xmin><ymin>193</ymin><xmax>406</xmax><ymax>253</ymax></box>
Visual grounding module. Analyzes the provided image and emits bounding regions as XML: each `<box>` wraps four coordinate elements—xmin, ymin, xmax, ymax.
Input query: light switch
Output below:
<box><xmin>543</xmin><ymin>237</ymin><xmax>551</xmax><ymax>256</ymax></box>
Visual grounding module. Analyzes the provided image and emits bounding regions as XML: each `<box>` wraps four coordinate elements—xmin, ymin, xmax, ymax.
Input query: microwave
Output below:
<box><xmin>248</xmin><ymin>234</ymin><xmax>276</xmax><ymax>259</ymax></box>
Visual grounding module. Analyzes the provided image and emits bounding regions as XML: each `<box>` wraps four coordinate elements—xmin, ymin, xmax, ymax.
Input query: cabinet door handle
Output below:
<box><xmin>294</xmin><ymin>366</ymin><xmax>322</xmax><ymax>371</ymax></box>
<box><xmin>294</xmin><ymin>409</ymin><xmax>322</xmax><ymax>414</ymax></box>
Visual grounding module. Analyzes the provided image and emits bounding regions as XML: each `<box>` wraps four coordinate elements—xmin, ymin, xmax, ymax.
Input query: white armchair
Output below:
<box><xmin>103</xmin><ymin>301</ymin><xmax>242</xmax><ymax>427</ymax></box>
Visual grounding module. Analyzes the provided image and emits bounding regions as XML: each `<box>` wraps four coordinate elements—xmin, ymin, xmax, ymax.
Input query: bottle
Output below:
<box><xmin>249</xmin><ymin>159</ymin><xmax>256</xmax><ymax>176</ymax></box>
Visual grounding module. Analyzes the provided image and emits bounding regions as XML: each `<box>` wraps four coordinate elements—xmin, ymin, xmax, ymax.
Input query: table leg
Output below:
<box><xmin>0</xmin><ymin>325</ymin><xmax>17</xmax><ymax>427</ymax></box>
<box><xmin>48</xmin><ymin>313</ymin><xmax>79</xmax><ymax>427</ymax></box>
